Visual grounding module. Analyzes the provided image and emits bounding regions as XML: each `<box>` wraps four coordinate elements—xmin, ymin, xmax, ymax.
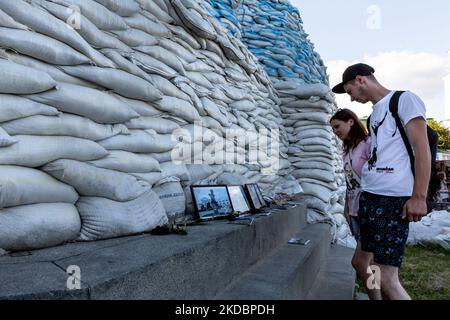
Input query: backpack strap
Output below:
<box><xmin>389</xmin><ymin>91</ymin><xmax>416</xmax><ymax>177</ymax></box>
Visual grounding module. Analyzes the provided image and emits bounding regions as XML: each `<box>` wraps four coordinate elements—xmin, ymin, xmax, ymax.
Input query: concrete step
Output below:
<box><xmin>0</xmin><ymin>204</ymin><xmax>307</xmax><ymax>300</ymax></box>
<box><xmin>305</xmin><ymin>244</ymin><xmax>356</xmax><ymax>300</ymax></box>
<box><xmin>215</xmin><ymin>222</ymin><xmax>332</xmax><ymax>300</ymax></box>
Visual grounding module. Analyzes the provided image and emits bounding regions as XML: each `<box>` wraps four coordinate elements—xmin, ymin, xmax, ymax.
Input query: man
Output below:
<box><xmin>332</xmin><ymin>63</ymin><xmax>431</xmax><ymax>300</ymax></box>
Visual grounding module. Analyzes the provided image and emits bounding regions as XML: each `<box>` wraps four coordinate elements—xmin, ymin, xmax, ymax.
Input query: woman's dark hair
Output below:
<box><xmin>330</xmin><ymin>108</ymin><xmax>368</xmax><ymax>154</ymax></box>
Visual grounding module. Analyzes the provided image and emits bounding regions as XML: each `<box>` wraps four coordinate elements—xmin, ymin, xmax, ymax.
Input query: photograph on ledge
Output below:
<box><xmin>191</xmin><ymin>185</ymin><xmax>233</xmax><ymax>220</ymax></box>
<box><xmin>227</xmin><ymin>185</ymin><xmax>251</xmax><ymax>214</ymax></box>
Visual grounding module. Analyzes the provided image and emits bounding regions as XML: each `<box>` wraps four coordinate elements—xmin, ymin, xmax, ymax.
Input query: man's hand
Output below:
<box><xmin>402</xmin><ymin>197</ymin><xmax>427</xmax><ymax>222</ymax></box>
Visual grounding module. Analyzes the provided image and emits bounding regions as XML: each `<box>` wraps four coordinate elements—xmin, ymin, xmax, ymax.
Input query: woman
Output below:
<box><xmin>330</xmin><ymin>109</ymin><xmax>381</xmax><ymax>300</ymax></box>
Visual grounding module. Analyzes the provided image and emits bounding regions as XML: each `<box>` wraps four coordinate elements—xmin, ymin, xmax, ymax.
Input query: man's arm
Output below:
<box><xmin>404</xmin><ymin>117</ymin><xmax>431</xmax><ymax>222</ymax></box>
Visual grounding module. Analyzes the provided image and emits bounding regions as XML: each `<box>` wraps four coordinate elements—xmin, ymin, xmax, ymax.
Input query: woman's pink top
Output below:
<box><xmin>343</xmin><ymin>138</ymin><xmax>371</xmax><ymax>217</ymax></box>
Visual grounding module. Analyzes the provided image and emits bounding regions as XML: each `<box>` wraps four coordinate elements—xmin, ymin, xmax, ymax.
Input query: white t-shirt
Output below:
<box><xmin>361</xmin><ymin>91</ymin><xmax>427</xmax><ymax>197</ymax></box>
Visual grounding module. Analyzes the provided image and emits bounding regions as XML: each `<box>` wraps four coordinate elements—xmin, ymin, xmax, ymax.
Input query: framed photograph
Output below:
<box><xmin>244</xmin><ymin>184</ymin><xmax>263</xmax><ymax>211</ymax></box>
<box><xmin>254</xmin><ymin>184</ymin><xmax>267</xmax><ymax>208</ymax></box>
<box><xmin>227</xmin><ymin>185</ymin><xmax>251</xmax><ymax>214</ymax></box>
<box><xmin>190</xmin><ymin>185</ymin><xmax>233</xmax><ymax>220</ymax></box>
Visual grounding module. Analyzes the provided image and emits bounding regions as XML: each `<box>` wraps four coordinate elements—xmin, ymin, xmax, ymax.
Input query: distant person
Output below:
<box><xmin>330</xmin><ymin>109</ymin><xmax>381</xmax><ymax>300</ymax></box>
<box><xmin>332</xmin><ymin>63</ymin><xmax>431</xmax><ymax>300</ymax></box>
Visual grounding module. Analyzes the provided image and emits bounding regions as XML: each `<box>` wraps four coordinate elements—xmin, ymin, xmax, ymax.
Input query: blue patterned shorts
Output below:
<box><xmin>359</xmin><ymin>192</ymin><xmax>410</xmax><ymax>268</ymax></box>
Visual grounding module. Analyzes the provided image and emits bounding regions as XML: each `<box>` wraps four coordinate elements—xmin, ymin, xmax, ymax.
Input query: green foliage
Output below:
<box><xmin>428</xmin><ymin>119</ymin><xmax>450</xmax><ymax>152</ymax></box>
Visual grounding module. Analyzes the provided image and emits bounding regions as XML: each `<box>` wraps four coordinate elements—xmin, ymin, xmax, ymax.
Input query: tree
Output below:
<box><xmin>427</xmin><ymin>119</ymin><xmax>450</xmax><ymax>152</ymax></box>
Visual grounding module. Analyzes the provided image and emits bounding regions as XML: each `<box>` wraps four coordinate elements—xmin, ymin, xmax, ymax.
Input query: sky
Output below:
<box><xmin>290</xmin><ymin>0</ymin><xmax>450</xmax><ymax>120</ymax></box>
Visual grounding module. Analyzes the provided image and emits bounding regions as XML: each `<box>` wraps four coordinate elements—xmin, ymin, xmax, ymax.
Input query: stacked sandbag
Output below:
<box><xmin>206</xmin><ymin>0</ymin><xmax>243</xmax><ymax>38</ymax></box>
<box><xmin>208</xmin><ymin>0</ymin><xmax>349</xmax><ymax>243</ymax></box>
<box><xmin>0</xmin><ymin>0</ymin><xmax>294</xmax><ymax>249</ymax></box>
<box><xmin>0</xmin><ymin>166</ymin><xmax>81</xmax><ymax>251</ymax></box>
<box><xmin>229</xmin><ymin>0</ymin><xmax>327</xmax><ymax>84</ymax></box>
<box><xmin>0</xmin><ymin>0</ymin><xmax>163</xmax><ymax>247</ymax></box>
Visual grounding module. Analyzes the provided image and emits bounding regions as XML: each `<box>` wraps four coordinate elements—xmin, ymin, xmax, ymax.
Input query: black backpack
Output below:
<box><xmin>367</xmin><ymin>91</ymin><xmax>439</xmax><ymax>212</ymax></box>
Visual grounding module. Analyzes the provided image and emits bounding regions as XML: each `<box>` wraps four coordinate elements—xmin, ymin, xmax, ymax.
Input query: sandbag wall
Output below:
<box><xmin>0</xmin><ymin>0</ymin><xmax>289</xmax><ymax>252</ymax></box>
<box><xmin>207</xmin><ymin>0</ymin><xmax>350</xmax><ymax>244</ymax></box>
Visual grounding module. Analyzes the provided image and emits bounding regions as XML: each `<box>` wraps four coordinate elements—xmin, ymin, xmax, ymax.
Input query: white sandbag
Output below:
<box><xmin>0</xmin><ymin>59</ymin><xmax>56</xmax><ymax>94</ymax></box>
<box><xmin>290</xmin><ymin>112</ymin><xmax>330</xmax><ymax>124</ymax></box>
<box><xmin>125</xmin><ymin>116</ymin><xmax>180</xmax><ymax>134</ymax></box>
<box><xmin>201</xmin><ymin>116</ymin><xmax>226</xmax><ymax>135</ymax></box>
<box><xmin>76</xmin><ymin>189</ymin><xmax>168</xmax><ymax>241</ymax></box>
<box><xmin>0</xmin><ymin>127</ymin><xmax>17</xmax><ymax>147</ymax></box>
<box><xmin>1</xmin><ymin>113</ymin><xmax>129</xmax><ymax>141</ymax></box>
<box><xmin>0</xmin><ymin>135</ymin><xmax>108</xmax><ymax>167</ymax></box>
<box><xmin>25</xmin><ymin>83</ymin><xmax>139</xmax><ymax>124</ymax></box>
<box><xmin>0</xmin><ymin>0</ymin><xmax>115</xmax><ymax>68</ymax></box>
<box><xmin>98</xmin><ymin>129</ymin><xmax>177</xmax><ymax>153</ymax></box>
<box><xmin>38</xmin><ymin>0</ymin><xmax>131</xmax><ymax>51</ymax></box>
<box><xmin>113</xmin><ymin>95</ymin><xmax>163</xmax><ymax>117</ymax></box>
<box><xmin>129</xmin><ymin>51</ymin><xmax>178</xmax><ymax>78</ymax></box>
<box><xmin>307</xmin><ymin>208</ymin><xmax>328</xmax><ymax>224</ymax></box>
<box><xmin>298</xmin><ymin>137</ymin><xmax>332</xmax><ymax>148</ymax></box>
<box><xmin>184</xmin><ymin>72</ymin><xmax>214</xmax><ymax>90</ymax></box>
<box><xmin>124</xmin><ymin>13</ymin><xmax>171</xmax><ymax>37</ymax></box>
<box><xmin>186</xmin><ymin>60</ymin><xmax>215</xmax><ymax>73</ymax></box>
<box><xmin>298</xmin><ymin>178</ymin><xmax>338</xmax><ymax>192</ymax></box>
<box><xmin>171</xmin><ymin>0</ymin><xmax>216</xmax><ymax>39</ymax></box>
<box><xmin>300</xmin><ymin>182</ymin><xmax>333</xmax><ymax>204</ymax></box>
<box><xmin>217</xmin><ymin>172</ymin><xmax>246</xmax><ymax>185</ymax></box>
<box><xmin>100</xmin><ymin>48</ymin><xmax>151</xmax><ymax>82</ymax></box>
<box><xmin>88</xmin><ymin>150</ymin><xmax>161</xmax><ymax>173</ymax></box>
<box><xmin>176</xmin><ymin>82</ymin><xmax>206</xmax><ymax>115</ymax></box>
<box><xmin>294</xmin><ymin>129</ymin><xmax>332</xmax><ymax>141</ymax></box>
<box><xmin>61</xmin><ymin>66</ymin><xmax>162</xmax><ymax>102</ymax></box>
<box><xmin>137</xmin><ymin>0</ymin><xmax>174</xmax><ymax>24</ymax></box>
<box><xmin>110</xmin><ymin>28</ymin><xmax>158</xmax><ymax>47</ymax></box>
<box><xmin>0</xmin><ymin>94</ymin><xmax>60</xmax><ymax>123</ymax></box>
<box><xmin>0</xmin><ymin>203</ymin><xmax>81</xmax><ymax>251</ymax></box>
<box><xmin>134</xmin><ymin>45</ymin><xmax>186</xmax><ymax>75</ymax></box>
<box><xmin>174</xmin><ymin>75</ymin><xmax>210</xmax><ymax>97</ymax></box>
<box><xmin>200</xmin><ymin>97</ymin><xmax>231</xmax><ymax>127</ymax></box>
<box><xmin>5</xmin><ymin>51</ymin><xmax>97</xmax><ymax>88</ymax></box>
<box><xmin>217</xmin><ymin>34</ymin><xmax>245</xmax><ymax>61</ymax></box>
<box><xmin>148</xmin><ymin>74</ymin><xmax>192</xmax><ymax>102</ymax></box>
<box><xmin>42</xmin><ymin>160</ymin><xmax>149</xmax><ymax>202</ymax></box>
<box><xmin>160</xmin><ymin>161</ymin><xmax>191</xmax><ymax>181</ymax></box>
<box><xmin>154</xmin><ymin>96</ymin><xmax>201</xmax><ymax>123</ymax></box>
<box><xmin>186</xmin><ymin>164</ymin><xmax>215</xmax><ymax>183</ymax></box>
<box><xmin>129</xmin><ymin>172</ymin><xmax>163</xmax><ymax>185</ymax></box>
<box><xmin>158</xmin><ymin>38</ymin><xmax>198</xmax><ymax>64</ymax></box>
<box><xmin>0</xmin><ymin>8</ymin><xmax>28</xmax><ymax>30</ymax></box>
<box><xmin>292</xmin><ymin>168</ymin><xmax>335</xmax><ymax>183</ymax></box>
<box><xmin>95</xmin><ymin>0</ymin><xmax>140</xmax><ymax>16</ymax></box>
<box><xmin>284</xmin><ymin>99</ymin><xmax>332</xmax><ymax>112</ymax></box>
<box><xmin>278</xmin><ymin>83</ymin><xmax>332</xmax><ymax>100</ymax></box>
<box><xmin>52</xmin><ymin>0</ymin><xmax>127</xmax><ymax>30</ymax></box>
<box><xmin>166</xmin><ymin>23</ymin><xmax>201</xmax><ymax>50</ymax></box>
<box><xmin>147</xmin><ymin>151</ymin><xmax>174</xmax><ymax>163</ymax></box>
<box><xmin>153</xmin><ymin>181</ymin><xmax>186</xmax><ymax>220</ymax></box>
<box><xmin>0</xmin><ymin>165</ymin><xmax>78</xmax><ymax>208</ymax></box>
<box><xmin>0</xmin><ymin>27</ymin><xmax>90</xmax><ymax>66</ymax></box>
<box><xmin>292</xmin><ymin>161</ymin><xmax>334</xmax><ymax>171</ymax></box>
<box><xmin>230</xmin><ymin>99</ymin><xmax>256</xmax><ymax>112</ymax></box>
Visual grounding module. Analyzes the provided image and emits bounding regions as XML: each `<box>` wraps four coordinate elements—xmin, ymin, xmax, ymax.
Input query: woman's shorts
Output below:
<box><xmin>359</xmin><ymin>192</ymin><xmax>410</xmax><ymax>268</ymax></box>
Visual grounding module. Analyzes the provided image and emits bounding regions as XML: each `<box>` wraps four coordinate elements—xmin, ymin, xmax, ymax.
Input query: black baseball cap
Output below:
<box><xmin>332</xmin><ymin>63</ymin><xmax>375</xmax><ymax>94</ymax></box>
